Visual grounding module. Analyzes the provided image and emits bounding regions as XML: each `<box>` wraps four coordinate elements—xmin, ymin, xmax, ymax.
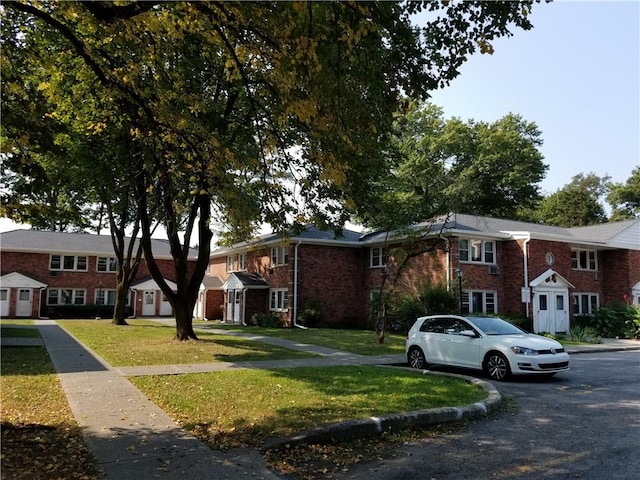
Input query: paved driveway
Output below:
<box><xmin>332</xmin><ymin>350</ymin><xmax>640</xmax><ymax>480</ymax></box>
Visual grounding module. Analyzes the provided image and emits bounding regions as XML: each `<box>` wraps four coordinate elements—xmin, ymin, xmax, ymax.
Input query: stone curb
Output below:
<box><xmin>261</xmin><ymin>368</ymin><xmax>501</xmax><ymax>451</ymax></box>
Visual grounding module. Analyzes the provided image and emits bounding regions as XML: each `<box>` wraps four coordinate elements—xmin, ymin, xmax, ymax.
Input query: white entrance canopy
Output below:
<box><xmin>131</xmin><ymin>278</ymin><xmax>178</xmax><ymax>291</ymax></box>
<box><xmin>530</xmin><ymin>268</ymin><xmax>575</xmax><ymax>289</ymax></box>
<box><xmin>0</xmin><ymin>272</ymin><xmax>47</xmax><ymax>289</ymax></box>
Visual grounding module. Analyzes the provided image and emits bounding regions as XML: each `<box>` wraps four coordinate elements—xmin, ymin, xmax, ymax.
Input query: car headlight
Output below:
<box><xmin>511</xmin><ymin>346</ymin><xmax>539</xmax><ymax>355</ymax></box>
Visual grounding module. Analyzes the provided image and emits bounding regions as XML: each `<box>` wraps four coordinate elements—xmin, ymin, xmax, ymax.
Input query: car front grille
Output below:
<box><xmin>539</xmin><ymin>361</ymin><xmax>569</xmax><ymax>370</ymax></box>
<box><xmin>539</xmin><ymin>348</ymin><xmax>565</xmax><ymax>354</ymax></box>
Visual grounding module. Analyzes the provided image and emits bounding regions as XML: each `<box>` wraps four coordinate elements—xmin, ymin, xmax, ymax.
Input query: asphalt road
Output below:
<box><xmin>333</xmin><ymin>351</ymin><xmax>640</xmax><ymax>480</ymax></box>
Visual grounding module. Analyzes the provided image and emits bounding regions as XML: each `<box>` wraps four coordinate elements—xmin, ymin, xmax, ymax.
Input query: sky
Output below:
<box><xmin>1</xmin><ymin>0</ymin><xmax>638</xmax><ymax>235</ymax></box>
<box><xmin>423</xmin><ymin>0</ymin><xmax>640</xmax><ymax>196</ymax></box>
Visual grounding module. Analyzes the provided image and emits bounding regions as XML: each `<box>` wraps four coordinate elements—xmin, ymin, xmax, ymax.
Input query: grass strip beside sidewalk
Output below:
<box><xmin>197</xmin><ymin>323</ymin><xmax>407</xmax><ymax>356</ymax></box>
<box><xmin>131</xmin><ymin>365</ymin><xmax>486</xmax><ymax>450</ymax></box>
<box><xmin>58</xmin><ymin>319</ymin><xmax>317</xmax><ymax>366</ymax></box>
<box><xmin>1</xmin><ymin>346</ymin><xmax>99</xmax><ymax>480</ymax></box>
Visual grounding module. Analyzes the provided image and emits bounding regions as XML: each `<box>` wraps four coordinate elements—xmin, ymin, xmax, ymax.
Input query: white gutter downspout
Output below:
<box><xmin>292</xmin><ymin>240</ymin><xmax>307</xmax><ymax>329</ymax></box>
<box><xmin>129</xmin><ymin>288</ymin><xmax>137</xmax><ymax>318</ymax></box>
<box><xmin>241</xmin><ymin>288</ymin><xmax>247</xmax><ymax>326</ymax></box>
<box><xmin>444</xmin><ymin>237</ymin><xmax>451</xmax><ymax>291</ymax></box>
<box><xmin>523</xmin><ymin>235</ymin><xmax>531</xmax><ymax>319</ymax></box>
<box><xmin>38</xmin><ymin>286</ymin><xmax>49</xmax><ymax>319</ymax></box>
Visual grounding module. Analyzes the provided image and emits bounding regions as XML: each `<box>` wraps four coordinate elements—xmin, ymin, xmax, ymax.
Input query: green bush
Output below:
<box><xmin>574</xmin><ymin>303</ymin><xmax>634</xmax><ymax>338</ymax></box>
<box><xmin>568</xmin><ymin>325</ymin><xmax>602</xmax><ymax>344</ymax></box>
<box><xmin>624</xmin><ymin>305</ymin><xmax>640</xmax><ymax>340</ymax></box>
<box><xmin>297</xmin><ymin>300</ymin><xmax>323</xmax><ymax>328</ymax></box>
<box><xmin>386</xmin><ymin>282</ymin><xmax>458</xmax><ymax>334</ymax></box>
<box><xmin>249</xmin><ymin>312</ymin><xmax>283</xmax><ymax>328</ymax></box>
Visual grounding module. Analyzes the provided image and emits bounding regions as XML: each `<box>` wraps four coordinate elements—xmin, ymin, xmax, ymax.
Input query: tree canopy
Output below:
<box><xmin>532</xmin><ymin>173</ymin><xmax>609</xmax><ymax>227</ymax></box>
<box><xmin>607</xmin><ymin>166</ymin><xmax>640</xmax><ymax>221</ymax></box>
<box><xmin>356</xmin><ymin>99</ymin><xmax>547</xmax><ymax>230</ymax></box>
<box><xmin>2</xmin><ymin>1</ymin><xmax>541</xmax><ymax>339</ymax></box>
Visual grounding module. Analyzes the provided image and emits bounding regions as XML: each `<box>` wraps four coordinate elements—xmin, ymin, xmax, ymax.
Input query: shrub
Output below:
<box><xmin>250</xmin><ymin>312</ymin><xmax>283</xmax><ymax>328</ymax></box>
<box><xmin>624</xmin><ymin>305</ymin><xmax>640</xmax><ymax>340</ymax></box>
<box><xmin>589</xmin><ymin>306</ymin><xmax>628</xmax><ymax>338</ymax></box>
<box><xmin>568</xmin><ymin>326</ymin><xmax>602</xmax><ymax>344</ymax></box>
<box><xmin>386</xmin><ymin>282</ymin><xmax>458</xmax><ymax>334</ymax></box>
<box><xmin>297</xmin><ymin>300</ymin><xmax>323</xmax><ymax>328</ymax></box>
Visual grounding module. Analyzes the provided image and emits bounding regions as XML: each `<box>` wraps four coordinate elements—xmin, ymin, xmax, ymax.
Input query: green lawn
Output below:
<box><xmin>58</xmin><ymin>320</ymin><xmax>317</xmax><ymax>367</ymax></box>
<box><xmin>198</xmin><ymin>324</ymin><xmax>407</xmax><ymax>356</ymax></box>
<box><xmin>0</xmin><ymin>326</ymin><xmax>41</xmax><ymax>338</ymax></box>
<box><xmin>1</xmin><ymin>347</ymin><xmax>99</xmax><ymax>479</ymax></box>
<box><xmin>131</xmin><ymin>365</ymin><xmax>485</xmax><ymax>449</ymax></box>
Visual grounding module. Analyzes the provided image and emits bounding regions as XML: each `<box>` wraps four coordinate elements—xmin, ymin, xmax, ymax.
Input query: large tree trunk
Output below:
<box><xmin>174</xmin><ymin>302</ymin><xmax>198</xmax><ymax>341</ymax></box>
<box><xmin>111</xmin><ymin>279</ymin><xmax>129</xmax><ymax>325</ymax></box>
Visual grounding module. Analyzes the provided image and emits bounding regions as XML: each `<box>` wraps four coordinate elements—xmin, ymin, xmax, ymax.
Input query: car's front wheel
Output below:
<box><xmin>484</xmin><ymin>352</ymin><xmax>511</xmax><ymax>381</ymax></box>
<box><xmin>408</xmin><ymin>346</ymin><xmax>427</xmax><ymax>369</ymax></box>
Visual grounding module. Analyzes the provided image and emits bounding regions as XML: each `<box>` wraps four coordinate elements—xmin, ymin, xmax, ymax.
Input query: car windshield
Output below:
<box><xmin>467</xmin><ymin>317</ymin><xmax>525</xmax><ymax>335</ymax></box>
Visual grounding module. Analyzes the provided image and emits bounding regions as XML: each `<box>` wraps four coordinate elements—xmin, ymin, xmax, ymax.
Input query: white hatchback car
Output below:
<box><xmin>406</xmin><ymin>315</ymin><xmax>569</xmax><ymax>381</ymax></box>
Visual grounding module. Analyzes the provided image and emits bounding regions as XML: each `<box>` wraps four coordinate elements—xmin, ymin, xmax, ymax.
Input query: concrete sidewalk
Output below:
<box><xmin>33</xmin><ymin>320</ymin><xmax>282</xmax><ymax>480</ymax></box>
<box><xmin>3</xmin><ymin>320</ymin><xmax>639</xmax><ymax>480</ymax></box>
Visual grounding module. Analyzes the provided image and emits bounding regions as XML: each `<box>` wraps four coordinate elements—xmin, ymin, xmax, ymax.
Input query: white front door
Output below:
<box><xmin>16</xmin><ymin>288</ymin><xmax>32</xmax><ymax>317</ymax></box>
<box><xmin>535</xmin><ymin>289</ymin><xmax>569</xmax><ymax>335</ymax></box>
<box><xmin>159</xmin><ymin>292</ymin><xmax>173</xmax><ymax>316</ymax></box>
<box><xmin>226</xmin><ymin>290</ymin><xmax>241</xmax><ymax>323</ymax></box>
<box><xmin>1</xmin><ymin>288</ymin><xmax>9</xmax><ymax>317</ymax></box>
<box><xmin>142</xmin><ymin>290</ymin><xmax>156</xmax><ymax>316</ymax></box>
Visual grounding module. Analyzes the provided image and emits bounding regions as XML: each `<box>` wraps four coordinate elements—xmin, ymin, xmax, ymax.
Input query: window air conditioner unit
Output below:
<box><xmin>488</xmin><ymin>265</ymin><xmax>499</xmax><ymax>275</ymax></box>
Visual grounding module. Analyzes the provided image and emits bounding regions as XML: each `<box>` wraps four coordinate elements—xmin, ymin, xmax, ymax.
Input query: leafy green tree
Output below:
<box><xmin>607</xmin><ymin>167</ymin><xmax>640</xmax><ymax>220</ymax></box>
<box><xmin>363</xmin><ymin>100</ymin><xmax>547</xmax><ymax>226</ymax></box>
<box><xmin>534</xmin><ymin>173</ymin><xmax>609</xmax><ymax>226</ymax></box>
<box><xmin>3</xmin><ymin>1</ymin><xmax>540</xmax><ymax>340</ymax></box>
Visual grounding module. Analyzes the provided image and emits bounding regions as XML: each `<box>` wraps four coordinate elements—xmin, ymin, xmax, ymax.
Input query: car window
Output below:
<box><xmin>419</xmin><ymin>318</ymin><xmax>450</xmax><ymax>333</ymax></box>
<box><xmin>445</xmin><ymin>319</ymin><xmax>467</xmax><ymax>335</ymax></box>
<box><xmin>468</xmin><ymin>317</ymin><xmax>524</xmax><ymax>335</ymax></box>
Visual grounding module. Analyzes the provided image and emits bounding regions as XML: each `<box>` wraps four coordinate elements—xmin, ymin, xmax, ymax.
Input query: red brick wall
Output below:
<box><xmin>1</xmin><ymin>250</ymin><xmax>194</xmax><ymax>318</ymax></box>
<box><xmin>602</xmin><ymin>250</ymin><xmax>640</xmax><ymax>304</ymax></box>
<box><xmin>205</xmin><ymin>290</ymin><xmax>224</xmax><ymax>320</ymax></box>
<box><xmin>296</xmin><ymin>244</ymin><xmax>366</xmax><ymax>328</ymax></box>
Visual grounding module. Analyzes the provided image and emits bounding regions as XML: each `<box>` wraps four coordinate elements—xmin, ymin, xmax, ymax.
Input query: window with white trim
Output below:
<box><xmin>370</xmin><ymin>247</ymin><xmax>388</xmax><ymax>268</ymax></box>
<box><xmin>97</xmin><ymin>256</ymin><xmax>118</xmax><ymax>272</ymax></box>
<box><xmin>96</xmin><ymin>289</ymin><xmax>130</xmax><ymax>306</ymax></box>
<box><xmin>573</xmin><ymin>293</ymin><xmax>599</xmax><ymax>315</ymax></box>
<box><xmin>47</xmin><ymin>288</ymin><xmax>86</xmax><ymax>305</ymax></box>
<box><xmin>571</xmin><ymin>248</ymin><xmax>598</xmax><ymax>271</ymax></box>
<box><xmin>459</xmin><ymin>238</ymin><xmax>495</xmax><ymax>264</ymax></box>
<box><xmin>269</xmin><ymin>288</ymin><xmax>289</xmax><ymax>311</ymax></box>
<box><xmin>271</xmin><ymin>247</ymin><xmax>289</xmax><ymax>267</ymax></box>
<box><xmin>238</xmin><ymin>253</ymin><xmax>246</xmax><ymax>271</ymax></box>
<box><xmin>50</xmin><ymin>255</ymin><xmax>88</xmax><ymax>271</ymax></box>
<box><xmin>227</xmin><ymin>253</ymin><xmax>247</xmax><ymax>272</ymax></box>
<box><xmin>461</xmin><ymin>290</ymin><xmax>497</xmax><ymax>314</ymax></box>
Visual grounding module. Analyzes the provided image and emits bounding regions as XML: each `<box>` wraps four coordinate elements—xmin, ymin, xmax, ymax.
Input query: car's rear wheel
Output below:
<box><xmin>484</xmin><ymin>352</ymin><xmax>510</xmax><ymax>381</ymax></box>
<box><xmin>408</xmin><ymin>346</ymin><xmax>427</xmax><ymax>369</ymax></box>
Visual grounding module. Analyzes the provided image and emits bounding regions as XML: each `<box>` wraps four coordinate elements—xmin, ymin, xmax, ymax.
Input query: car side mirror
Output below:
<box><xmin>460</xmin><ymin>330</ymin><xmax>477</xmax><ymax>338</ymax></box>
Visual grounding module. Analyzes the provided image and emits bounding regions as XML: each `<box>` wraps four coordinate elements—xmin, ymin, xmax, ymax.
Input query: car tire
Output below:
<box><xmin>484</xmin><ymin>352</ymin><xmax>511</xmax><ymax>381</ymax></box>
<box><xmin>408</xmin><ymin>346</ymin><xmax>427</xmax><ymax>369</ymax></box>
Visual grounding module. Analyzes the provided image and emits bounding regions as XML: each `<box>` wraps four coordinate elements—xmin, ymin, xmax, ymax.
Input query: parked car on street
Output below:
<box><xmin>406</xmin><ymin>315</ymin><xmax>570</xmax><ymax>381</ymax></box>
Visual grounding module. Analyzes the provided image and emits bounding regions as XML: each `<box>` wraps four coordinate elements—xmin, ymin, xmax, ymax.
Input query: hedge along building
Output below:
<box><xmin>0</xmin><ymin>230</ymin><xmax>199</xmax><ymax>319</ymax></box>
<box><xmin>207</xmin><ymin>214</ymin><xmax>640</xmax><ymax>334</ymax></box>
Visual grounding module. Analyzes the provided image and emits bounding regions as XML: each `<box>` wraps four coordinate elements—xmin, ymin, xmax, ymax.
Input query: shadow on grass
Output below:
<box><xmin>1</xmin><ymin>422</ymin><xmax>99</xmax><ymax>480</ymax></box>
<box><xmin>205</xmin><ymin>337</ymin><xmax>316</xmax><ymax>362</ymax></box>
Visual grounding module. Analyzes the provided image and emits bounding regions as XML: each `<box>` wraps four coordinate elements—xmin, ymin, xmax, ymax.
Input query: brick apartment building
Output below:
<box><xmin>205</xmin><ymin>214</ymin><xmax>640</xmax><ymax>334</ymax></box>
<box><xmin>0</xmin><ymin>230</ymin><xmax>198</xmax><ymax>319</ymax></box>
<box><xmin>2</xmin><ymin>214</ymin><xmax>639</xmax><ymax>335</ymax></box>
